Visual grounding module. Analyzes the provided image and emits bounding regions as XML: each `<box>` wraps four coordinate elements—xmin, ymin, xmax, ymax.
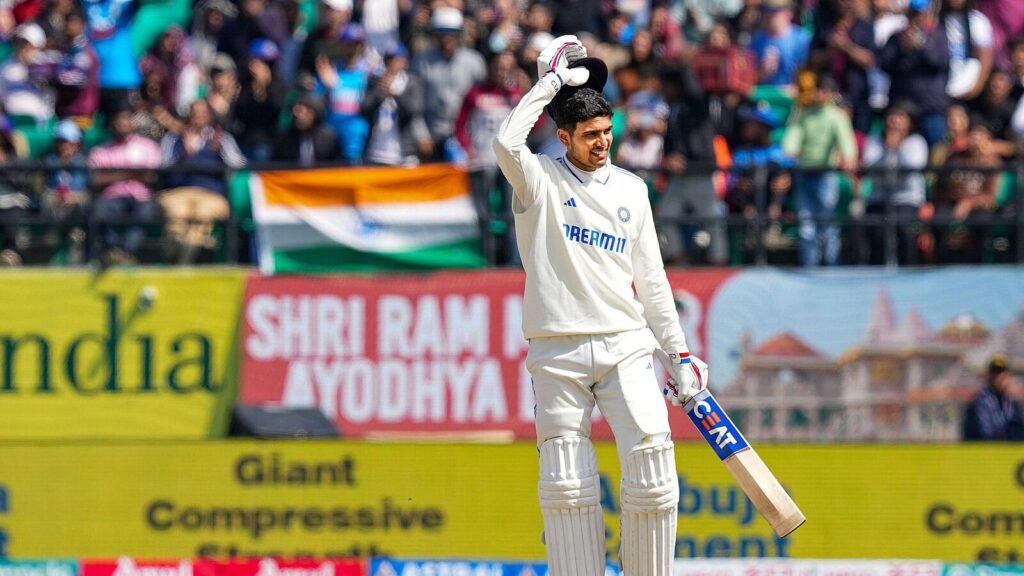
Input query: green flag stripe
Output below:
<box><xmin>271</xmin><ymin>238</ymin><xmax>486</xmax><ymax>273</ymax></box>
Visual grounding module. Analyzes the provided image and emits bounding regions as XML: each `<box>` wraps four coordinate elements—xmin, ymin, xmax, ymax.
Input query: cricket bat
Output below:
<box><xmin>655</xmin><ymin>351</ymin><xmax>806</xmax><ymax>537</ymax></box>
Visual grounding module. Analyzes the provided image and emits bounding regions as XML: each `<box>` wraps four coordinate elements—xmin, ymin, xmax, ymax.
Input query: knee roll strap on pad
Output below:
<box><xmin>538</xmin><ymin>436</ymin><xmax>605</xmax><ymax>576</ymax></box>
<box><xmin>620</xmin><ymin>441</ymin><xmax>679</xmax><ymax>576</ymax></box>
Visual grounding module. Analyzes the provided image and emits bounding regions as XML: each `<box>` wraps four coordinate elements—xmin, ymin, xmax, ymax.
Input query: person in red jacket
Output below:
<box><xmin>455</xmin><ymin>51</ymin><xmax>524</xmax><ymax>265</ymax></box>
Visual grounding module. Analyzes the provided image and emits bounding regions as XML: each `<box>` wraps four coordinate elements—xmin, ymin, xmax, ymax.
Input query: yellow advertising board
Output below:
<box><xmin>0</xmin><ymin>269</ymin><xmax>245</xmax><ymax>439</ymax></box>
<box><xmin>0</xmin><ymin>442</ymin><xmax>1020</xmax><ymax>561</ymax></box>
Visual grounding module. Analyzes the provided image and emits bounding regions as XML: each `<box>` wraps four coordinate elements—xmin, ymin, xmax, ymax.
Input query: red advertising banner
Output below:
<box><xmin>81</xmin><ymin>559</ymin><xmax>221</xmax><ymax>576</ymax></box>
<box><xmin>81</xmin><ymin>559</ymin><xmax>364</xmax><ymax>576</ymax></box>
<box><xmin>221</xmin><ymin>559</ymin><xmax>364</xmax><ymax>576</ymax></box>
<box><xmin>241</xmin><ymin>269</ymin><xmax>735</xmax><ymax>440</ymax></box>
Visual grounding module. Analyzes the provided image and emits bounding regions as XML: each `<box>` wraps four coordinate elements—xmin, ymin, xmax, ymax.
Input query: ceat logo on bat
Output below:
<box><xmin>686</xmin><ymin>394</ymin><xmax>750</xmax><ymax>461</ymax></box>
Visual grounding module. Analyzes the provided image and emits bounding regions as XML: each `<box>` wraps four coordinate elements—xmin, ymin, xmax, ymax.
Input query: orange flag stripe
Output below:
<box><xmin>260</xmin><ymin>164</ymin><xmax>470</xmax><ymax>208</ymax></box>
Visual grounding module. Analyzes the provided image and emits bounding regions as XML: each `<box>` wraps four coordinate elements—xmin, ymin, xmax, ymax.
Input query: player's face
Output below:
<box><xmin>561</xmin><ymin>115</ymin><xmax>613</xmax><ymax>172</ymax></box>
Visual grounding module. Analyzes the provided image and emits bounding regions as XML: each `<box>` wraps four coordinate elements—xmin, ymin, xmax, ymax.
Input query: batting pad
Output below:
<box><xmin>619</xmin><ymin>442</ymin><xmax>679</xmax><ymax>576</ymax></box>
<box><xmin>538</xmin><ymin>436</ymin><xmax>605</xmax><ymax>576</ymax></box>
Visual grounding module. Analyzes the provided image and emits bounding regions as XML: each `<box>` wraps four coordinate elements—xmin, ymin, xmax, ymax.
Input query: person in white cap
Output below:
<box><xmin>494</xmin><ymin>35</ymin><xmax>707</xmax><ymax>576</ymax></box>
<box><xmin>411</xmin><ymin>6</ymin><xmax>485</xmax><ymax>159</ymax></box>
<box><xmin>0</xmin><ymin>23</ymin><xmax>56</xmax><ymax>122</ymax></box>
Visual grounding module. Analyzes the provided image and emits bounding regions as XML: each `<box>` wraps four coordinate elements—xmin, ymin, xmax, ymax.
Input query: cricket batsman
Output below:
<box><xmin>493</xmin><ymin>36</ymin><xmax>708</xmax><ymax>575</ymax></box>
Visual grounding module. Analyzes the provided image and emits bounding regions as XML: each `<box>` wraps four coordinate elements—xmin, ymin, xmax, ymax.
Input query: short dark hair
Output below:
<box><xmin>886</xmin><ymin>99</ymin><xmax>918</xmax><ymax>127</ymax></box>
<box><xmin>551</xmin><ymin>88</ymin><xmax>613</xmax><ymax>133</ymax></box>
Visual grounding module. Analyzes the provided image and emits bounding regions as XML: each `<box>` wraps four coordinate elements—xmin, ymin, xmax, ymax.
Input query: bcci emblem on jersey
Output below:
<box><xmin>617</xmin><ymin>207</ymin><xmax>630</xmax><ymax>223</ymax></box>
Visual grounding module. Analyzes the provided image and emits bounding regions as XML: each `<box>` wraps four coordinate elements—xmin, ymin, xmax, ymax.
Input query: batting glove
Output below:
<box><xmin>663</xmin><ymin>352</ymin><xmax>709</xmax><ymax>406</ymax></box>
<box><xmin>536</xmin><ymin>35</ymin><xmax>589</xmax><ymax>87</ymax></box>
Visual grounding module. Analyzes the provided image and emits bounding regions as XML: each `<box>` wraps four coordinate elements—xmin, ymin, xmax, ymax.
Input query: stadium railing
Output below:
<box><xmin>0</xmin><ymin>161</ymin><xmax>1020</xmax><ymax>267</ymax></box>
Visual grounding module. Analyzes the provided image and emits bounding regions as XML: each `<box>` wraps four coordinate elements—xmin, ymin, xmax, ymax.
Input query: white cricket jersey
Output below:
<box><xmin>493</xmin><ymin>73</ymin><xmax>688</xmax><ymax>353</ymax></box>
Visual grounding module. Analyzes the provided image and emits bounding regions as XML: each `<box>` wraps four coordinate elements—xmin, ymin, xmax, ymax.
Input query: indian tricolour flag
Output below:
<box><xmin>251</xmin><ymin>164</ymin><xmax>484</xmax><ymax>274</ymax></box>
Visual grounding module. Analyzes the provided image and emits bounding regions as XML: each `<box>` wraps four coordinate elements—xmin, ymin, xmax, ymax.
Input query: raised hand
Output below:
<box><xmin>536</xmin><ymin>35</ymin><xmax>589</xmax><ymax>87</ymax></box>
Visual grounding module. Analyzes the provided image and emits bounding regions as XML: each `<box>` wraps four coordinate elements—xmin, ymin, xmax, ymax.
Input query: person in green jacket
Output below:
<box><xmin>783</xmin><ymin>73</ymin><xmax>858</xmax><ymax>266</ymax></box>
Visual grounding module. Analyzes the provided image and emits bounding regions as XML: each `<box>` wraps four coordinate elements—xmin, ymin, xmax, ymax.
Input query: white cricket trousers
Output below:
<box><xmin>527</xmin><ymin>327</ymin><xmax>672</xmax><ymax>460</ymax></box>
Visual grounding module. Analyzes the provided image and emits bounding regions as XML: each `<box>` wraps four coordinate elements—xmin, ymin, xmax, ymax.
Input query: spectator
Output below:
<box><xmin>87</xmin><ymin>107</ymin><xmax>161</xmax><ymax>266</ymax></box>
<box><xmin>53</xmin><ymin>9</ymin><xmax>99</xmax><ymax>124</ymax></box>
<box><xmin>1011</xmin><ymin>36</ymin><xmax>1024</xmax><ymax>90</ymax></box>
<box><xmin>523</xmin><ymin>2</ymin><xmax>554</xmax><ymax>37</ymax></box>
<box><xmin>412</xmin><ymin>6</ymin><xmax>486</xmax><ymax>160</ymax></box>
<box><xmin>485</xmin><ymin>0</ymin><xmax>524</xmax><ymax>55</ymax></box>
<box><xmin>315</xmin><ymin>22</ymin><xmax>371</xmax><ymax>163</ymax></box>
<box><xmin>139</xmin><ymin>26</ymin><xmax>199</xmax><ymax>116</ymax></box>
<box><xmin>158</xmin><ymin>98</ymin><xmax>246</xmax><ymax>262</ymax></box>
<box><xmin>690</xmin><ymin>20</ymin><xmax>756</xmax><ymax>111</ymax></box>
<box><xmin>731</xmin><ymin>1</ymin><xmax>763</xmax><ymax>48</ymax></box>
<box><xmin>607</xmin><ymin>10</ymin><xmax>636</xmax><ymax>49</ymax></box>
<box><xmin>206</xmin><ymin>53</ymin><xmax>241</xmax><ymax>135</ymax></box>
<box><xmin>297</xmin><ymin>0</ymin><xmax>352</xmax><ymax>82</ymax></box>
<box><xmin>363</xmin><ymin>43</ymin><xmax>429</xmax><ymax>166</ymax></box>
<box><xmin>400</xmin><ymin>2</ymin><xmax>433</xmax><ymax>57</ymax></box>
<box><xmin>275</xmin><ymin>0</ymin><xmax>306</xmax><ymax>89</ymax></box>
<box><xmin>783</xmin><ymin>73</ymin><xmax>858</xmax><ymax>266</ymax></box>
<box><xmin>628</xmin><ymin>27</ymin><xmax>657</xmax><ymax>68</ymax></box>
<box><xmin>750</xmin><ymin>0</ymin><xmax>811</xmax><ymax>86</ymax></box>
<box><xmin>235</xmin><ymin>38</ymin><xmax>285</xmax><ymax>162</ymax></box>
<box><xmin>84</xmin><ymin>0</ymin><xmax>141</xmax><ymax>120</ymax></box>
<box><xmin>648</xmin><ymin>3</ymin><xmax>688</xmax><ymax>61</ymax></box>
<box><xmin>217</xmin><ymin>0</ymin><xmax>288</xmax><ymax>70</ymax></box>
<box><xmin>39</xmin><ymin>0</ymin><xmax>79</xmax><ymax>49</ymax></box>
<box><xmin>1009</xmin><ymin>40</ymin><xmax>1024</xmax><ymax>142</ymax></box>
<box><xmin>1</xmin><ymin>23</ymin><xmax>55</xmax><ymax>122</ymax></box>
<box><xmin>190</xmin><ymin>0</ymin><xmax>238</xmax><ymax>81</ymax></box>
<box><xmin>726</xmin><ymin>103</ymin><xmax>794</xmax><ymax>249</ymax></box>
<box><xmin>689</xmin><ymin>21</ymin><xmax>751</xmax><ymax>144</ymax></box>
<box><xmin>966</xmin><ymin>67</ymin><xmax>1017</xmax><ymax>157</ymax></box>
<box><xmin>859</xmin><ymin>101</ymin><xmax>929</xmax><ymax>265</ymax></box>
<box><xmin>617</xmin><ymin>98</ymin><xmax>666</xmax><ymax>175</ymax></box>
<box><xmin>455</xmin><ymin>50</ymin><xmax>522</xmax><ymax>264</ymax></box>
<box><xmin>931</xmin><ymin>102</ymin><xmax>970</xmax><ymax>165</ymax></box>
<box><xmin>132</xmin><ymin>68</ymin><xmax>184</xmax><ymax>142</ymax></box>
<box><xmin>0</xmin><ymin>116</ymin><xmax>30</xmax><ymax>266</ymax></box>
<box><xmin>880</xmin><ymin>0</ymin><xmax>950</xmax><ymax>146</ymax></box>
<box><xmin>941</xmin><ymin>0</ymin><xmax>993</xmax><ymax>101</ymax></box>
<box><xmin>867</xmin><ymin>0</ymin><xmax>907</xmax><ymax>112</ymax></box>
<box><xmin>658</xmin><ymin>64</ymin><xmax>728</xmax><ymax>265</ymax></box>
<box><xmin>42</xmin><ymin>119</ymin><xmax>89</xmax><ymax>264</ymax></box>
<box><xmin>810</xmin><ymin>0</ymin><xmax>876</xmax><ymax>133</ymax></box>
<box><xmin>272</xmin><ymin>95</ymin><xmax>339</xmax><ymax>166</ymax></box>
<box><xmin>963</xmin><ymin>354</ymin><xmax>1023</xmax><ymax>441</ymax></box>
<box><xmin>923</xmin><ymin>117</ymin><xmax>1001</xmax><ymax>262</ymax></box>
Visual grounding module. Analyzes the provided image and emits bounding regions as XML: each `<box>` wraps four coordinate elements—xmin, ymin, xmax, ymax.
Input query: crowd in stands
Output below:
<box><xmin>0</xmin><ymin>0</ymin><xmax>1022</xmax><ymax>267</ymax></box>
